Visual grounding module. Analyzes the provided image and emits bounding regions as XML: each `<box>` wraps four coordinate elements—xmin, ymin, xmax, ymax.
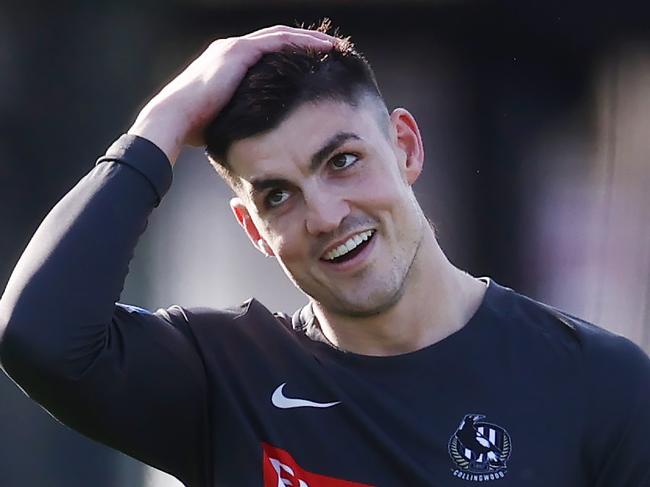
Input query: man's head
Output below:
<box><xmin>205</xmin><ymin>22</ymin><xmax>427</xmax><ymax>317</ymax></box>
<box><xmin>204</xmin><ymin>20</ymin><xmax>385</xmax><ymax>183</ymax></box>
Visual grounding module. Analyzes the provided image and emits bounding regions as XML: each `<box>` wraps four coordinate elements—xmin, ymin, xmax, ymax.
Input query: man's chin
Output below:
<box><xmin>325</xmin><ymin>285</ymin><xmax>406</xmax><ymax>318</ymax></box>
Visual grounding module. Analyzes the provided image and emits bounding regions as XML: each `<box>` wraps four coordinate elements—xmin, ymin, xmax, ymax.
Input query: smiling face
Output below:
<box><xmin>228</xmin><ymin>97</ymin><xmax>426</xmax><ymax>317</ymax></box>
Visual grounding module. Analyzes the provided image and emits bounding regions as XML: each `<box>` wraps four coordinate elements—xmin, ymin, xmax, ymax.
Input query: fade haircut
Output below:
<box><xmin>204</xmin><ymin>19</ymin><xmax>387</xmax><ymax>187</ymax></box>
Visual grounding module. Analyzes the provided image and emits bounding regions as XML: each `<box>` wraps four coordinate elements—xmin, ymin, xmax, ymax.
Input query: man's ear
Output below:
<box><xmin>229</xmin><ymin>197</ymin><xmax>275</xmax><ymax>257</ymax></box>
<box><xmin>390</xmin><ymin>108</ymin><xmax>424</xmax><ymax>185</ymax></box>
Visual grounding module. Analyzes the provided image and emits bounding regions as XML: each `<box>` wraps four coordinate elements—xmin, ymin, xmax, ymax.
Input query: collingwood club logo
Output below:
<box><xmin>448</xmin><ymin>414</ymin><xmax>512</xmax><ymax>482</ymax></box>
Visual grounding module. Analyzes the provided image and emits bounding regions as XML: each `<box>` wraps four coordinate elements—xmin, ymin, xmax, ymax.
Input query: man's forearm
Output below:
<box><xmin>0</xmin><ymin>135</ymin><xmax>172</xmax><ymax>386</ymax></box>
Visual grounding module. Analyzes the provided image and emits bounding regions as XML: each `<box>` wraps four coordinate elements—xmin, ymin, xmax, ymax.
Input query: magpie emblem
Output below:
<box><xmin>448</xmin><ymin>414</ymin><xmax>511</xmax><ymax>482</ymax></box>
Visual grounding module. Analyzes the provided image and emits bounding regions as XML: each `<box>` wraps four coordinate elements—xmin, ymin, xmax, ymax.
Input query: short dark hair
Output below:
<box><xmin>204</xmin><ymin>20</ymin><xmax>385</xmax><ymax>184</ymax></box>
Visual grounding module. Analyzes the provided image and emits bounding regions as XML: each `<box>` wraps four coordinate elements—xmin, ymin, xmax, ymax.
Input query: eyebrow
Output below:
<box><xmin>249</xmin><ymin>131</ymin><xmax>361</xmax><ymax>194</ymax></box>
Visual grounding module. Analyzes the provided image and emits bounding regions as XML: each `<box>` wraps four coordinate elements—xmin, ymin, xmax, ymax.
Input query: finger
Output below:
<box><xmin>244</xmin><ymin>25</ymin><xmax>336</xmax><ymax>44</ymax></box>
<box><xmin>245</xmin><ymin>24</ymin><xmax>324</xmax><ymax>38</ymax></box>
<box><xmin>245</xmin><ymin>31</ymin><xmax>334</xmax><ymax>54</ymax></box>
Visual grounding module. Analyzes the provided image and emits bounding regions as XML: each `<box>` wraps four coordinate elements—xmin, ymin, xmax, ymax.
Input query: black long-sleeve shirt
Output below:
<box><xmin>1</xmin><ymin>135</ymin><xmax>649</xmax><ymax>486</ymax></box>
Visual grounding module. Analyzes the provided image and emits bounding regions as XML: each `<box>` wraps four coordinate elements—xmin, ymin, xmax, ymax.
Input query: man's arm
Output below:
<box><xmin>0</xmin><ymin>135</ymin><xmax>212</xmax><ymax>484</ymax></box>
<box><xmin>0</xmin><ymin>26</ymin><xmax>334</xmax><ymax>485</ymax></box>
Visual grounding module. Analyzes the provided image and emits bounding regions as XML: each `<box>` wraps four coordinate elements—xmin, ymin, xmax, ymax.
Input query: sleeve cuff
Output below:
<box><xmin>96</xmin><ymin>134</ymin><xmax>173</xmax><ymax>207</ymax></box>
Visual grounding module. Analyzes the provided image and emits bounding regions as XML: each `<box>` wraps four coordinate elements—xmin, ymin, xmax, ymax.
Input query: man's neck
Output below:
<box><xmin>311</xmin><ymin>228</ymin><xmax>487</xmax><ymax>356</ymax></box>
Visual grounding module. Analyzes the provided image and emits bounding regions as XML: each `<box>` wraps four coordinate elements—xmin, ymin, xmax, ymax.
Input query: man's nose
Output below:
<box><xmin>304</xmin><ymin>190</ymin><xmax>350</xmax><ymax>236</ymax></box>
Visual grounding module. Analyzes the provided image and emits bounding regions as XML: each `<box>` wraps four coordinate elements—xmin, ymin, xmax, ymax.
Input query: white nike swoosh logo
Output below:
<box><xmin>271</xmin><ymin>383</ymin><xmax>340</xmax><ymax>409</ymax></box>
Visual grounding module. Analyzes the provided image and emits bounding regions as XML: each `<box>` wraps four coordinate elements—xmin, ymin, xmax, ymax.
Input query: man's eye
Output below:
<box><xmin>330</xmin><ymin>153</ymin><xmax>359</xmax><ymax>170</ymax></box>
<box><xmin>265</xmin><ymin>189</ymin><xmax>290</xmax><ymax>208</ymax></box>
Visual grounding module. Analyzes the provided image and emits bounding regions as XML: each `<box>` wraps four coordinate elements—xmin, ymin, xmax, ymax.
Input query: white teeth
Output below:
<box><xmin>323</xmin><ymin>230</ymin><xmax>374</xmax><ymax>261</ymax></box>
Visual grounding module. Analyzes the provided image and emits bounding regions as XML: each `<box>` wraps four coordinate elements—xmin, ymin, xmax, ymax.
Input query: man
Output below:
<box><xmin>0</xmin><ymin>22</ymin><xmax>648</xmax><ymax>487</ymax></box>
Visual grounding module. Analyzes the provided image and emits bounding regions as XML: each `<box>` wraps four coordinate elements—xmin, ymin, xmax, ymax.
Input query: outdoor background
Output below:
<box><xmin>1</xmin><ymin>1</ymin><xmax>649</xmax><ymax>485</ymax></box>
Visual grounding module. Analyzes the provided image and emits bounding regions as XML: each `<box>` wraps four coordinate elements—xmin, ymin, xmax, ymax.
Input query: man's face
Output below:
<box><xmin>228</xmin><ymin>98</ymin><xmax>425</xmax><ymax>317</ymax></box>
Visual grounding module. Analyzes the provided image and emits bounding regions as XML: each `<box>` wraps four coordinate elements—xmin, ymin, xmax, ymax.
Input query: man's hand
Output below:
<box><xmin>128</xmin><ymin>25</ymin><xmax>335</xmax><ymax>165</ymax></box>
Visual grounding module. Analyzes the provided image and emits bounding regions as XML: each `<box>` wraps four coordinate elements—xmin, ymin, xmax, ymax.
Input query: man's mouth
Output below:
<box><xmin>321</xmin><ymin>230</ymin><xmax>375</xmax><ymax>263</ymax></box>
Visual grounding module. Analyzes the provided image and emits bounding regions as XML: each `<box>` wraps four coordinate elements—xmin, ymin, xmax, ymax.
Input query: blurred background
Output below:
<box><xmin>1</xmin><ymin>1</ymin><xmax>649</xmax><ymax>485</ymax></box>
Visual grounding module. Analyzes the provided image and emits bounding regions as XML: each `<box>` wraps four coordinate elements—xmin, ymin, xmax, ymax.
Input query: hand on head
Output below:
<box><xmin>128</xmin><ymin>25</ymin><xmax>337</xmax><ymax>164</ymax></box>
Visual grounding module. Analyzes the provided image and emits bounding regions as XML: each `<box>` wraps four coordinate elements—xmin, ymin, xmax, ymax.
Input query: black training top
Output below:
<box><xmin>0</xmin><ymin>135</ymin><xmax>649</xmax><ymax>487</ymax></box>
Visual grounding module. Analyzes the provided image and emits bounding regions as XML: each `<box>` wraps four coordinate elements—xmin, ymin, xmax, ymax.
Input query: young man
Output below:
<box><xmin>0</xmin><ymin>23</ymin><xmax>648</xmax><ymax>487</ymax></box>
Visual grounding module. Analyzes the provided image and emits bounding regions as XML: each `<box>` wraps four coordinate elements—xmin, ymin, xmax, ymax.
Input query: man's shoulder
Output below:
<box><xmin>155</xmin><ymin>298</ymin><xmax>286</xmax><ymax>323</ymax></box>
<box><xmin>490</xmin><ymin>281</ymin><xmax>650</xmax><ymax>378</ymax></box>
<box><xmin>151</xmin><ymin>299</ymin><xmax>296</xmax><ymax>343</ymax></box>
